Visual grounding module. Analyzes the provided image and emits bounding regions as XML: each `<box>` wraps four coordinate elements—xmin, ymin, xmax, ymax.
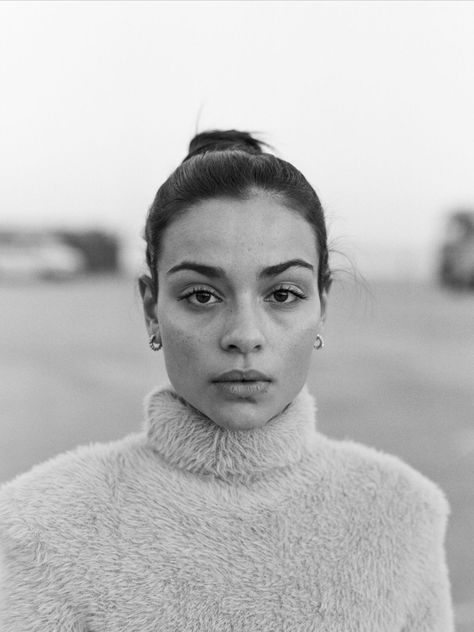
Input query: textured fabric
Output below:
<box><xmin>144</xmin><ymin>384</ymin><xmax>319</xmax><ymax>484</ymax></box>
<box><xmin>0</xmin><ymin>383</ymin><xmax>454</xmax><ymax>631</ymax></box>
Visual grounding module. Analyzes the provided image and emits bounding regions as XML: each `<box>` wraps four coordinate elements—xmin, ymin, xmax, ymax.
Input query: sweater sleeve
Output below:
<box><xmin>0</xmin><ymin>504</ymin><xmax>87</xmax><ymax>631</ymax></box>
<box><xmin>402</xmin><ymin>487</ymin><xmax>455</xmax><ymax>632</ymax></box>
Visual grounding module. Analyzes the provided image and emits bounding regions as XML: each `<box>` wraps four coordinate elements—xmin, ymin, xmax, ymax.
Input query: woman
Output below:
<box><xmin>0</xmin><ymin>130</ymin><xmax>454</xmax><ymax>630</ymax></box>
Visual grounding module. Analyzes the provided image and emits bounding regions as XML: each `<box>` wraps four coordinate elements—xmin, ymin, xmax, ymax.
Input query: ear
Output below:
<box><xmin>138</xmin><ymin>275</ymin><xmax>159</xmax><ymax>335</ymax></box>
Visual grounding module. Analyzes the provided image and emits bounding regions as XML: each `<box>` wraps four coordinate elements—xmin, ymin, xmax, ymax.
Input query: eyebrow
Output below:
<box><xmin>167</xmin><ymin>258</ymin><xmax>314</xmax><ymax>278</ymax></box>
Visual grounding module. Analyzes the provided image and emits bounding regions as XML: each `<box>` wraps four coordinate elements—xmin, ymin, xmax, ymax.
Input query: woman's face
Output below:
<box><xmin>141</xmin><ymin>192</ymin><xmax>326</xmax><ymax>431</ymax></box>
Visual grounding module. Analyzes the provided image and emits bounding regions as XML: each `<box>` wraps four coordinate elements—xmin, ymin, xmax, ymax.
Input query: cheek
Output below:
<box><xmin>285</xmin><ymin>308</ymin><xmax>319</xmax><ymax>345</ymax></box>
<box><xmin>279</xmin><ymin>316</ymin><xmax>318</xmax><ymax>367</ymax></box>
<box><xmin>158</xmin><ymin>312</ymin><xmax>210</xmax><ymax>374</ymax></box>
<box><xmin>284</xmin><ymin>326</ymin><xmax>315</xmax><ymax>359</ymax></box>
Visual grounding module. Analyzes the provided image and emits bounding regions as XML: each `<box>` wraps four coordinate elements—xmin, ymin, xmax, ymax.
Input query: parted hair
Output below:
<box><xmin>143</xmin><ymin>129</ymin><xmax>332</xmax><ymax>298</ymax></box>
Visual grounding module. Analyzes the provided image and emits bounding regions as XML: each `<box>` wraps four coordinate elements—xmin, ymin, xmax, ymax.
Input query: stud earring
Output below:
<box><xmin>149</xmin><ymin>332</ymin><xmax>162</xmax><ymax>352</ymax></box>
<box><xmin>313</xmin><ymin>334</ymin><xmax>324</xmax><ymax>350</ymax></box>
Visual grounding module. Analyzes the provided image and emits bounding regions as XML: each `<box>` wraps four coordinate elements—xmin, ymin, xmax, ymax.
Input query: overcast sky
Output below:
<box><xmin>1</xmin><ymin>1</ymin><xmax>473</xmax><ymax>275</ymax></box>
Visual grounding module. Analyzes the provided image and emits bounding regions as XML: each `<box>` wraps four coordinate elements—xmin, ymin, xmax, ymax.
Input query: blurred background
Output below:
<box><xmin>1</xmin><ymin>1</ymin><xmax>473</xmax><ymax>628</ymax></box>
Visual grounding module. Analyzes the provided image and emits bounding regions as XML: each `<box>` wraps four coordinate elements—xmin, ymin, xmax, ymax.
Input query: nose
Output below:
<box><xmin>219</xmin><ymin>301</ymin><xmax>265</xmax><ymax>354</ymax></box>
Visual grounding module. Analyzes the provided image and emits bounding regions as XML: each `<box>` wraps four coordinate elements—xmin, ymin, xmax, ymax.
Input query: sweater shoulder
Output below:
<box><xmin>0</xmin><ymin>431</ymin><xmax>146</xmax><ymax>539</ymax></box>
<box><xmin>319</xmin><ymin>436</ymin><xmax>450</xmax><ymax>525</ymax></box>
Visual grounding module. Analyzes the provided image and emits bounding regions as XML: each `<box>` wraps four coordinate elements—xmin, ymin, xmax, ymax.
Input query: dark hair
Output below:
<box><xmin>143</xmin><ymin>129</ymin><xmax>332</xmax><ymax>298</ymax></box>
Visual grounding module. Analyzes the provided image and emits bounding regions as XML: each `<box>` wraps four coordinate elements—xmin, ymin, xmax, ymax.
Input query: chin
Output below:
<box><xmin>209</xmin><ymin>402</ymin><xmax>273</xmax><ymax>432</ymax></box>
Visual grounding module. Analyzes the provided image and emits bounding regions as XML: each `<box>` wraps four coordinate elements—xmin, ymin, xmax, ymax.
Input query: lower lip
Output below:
<box><xmin>213</xmin><ymin>380</ymin><xmax>271</xmax><ymax>396</ymax></box>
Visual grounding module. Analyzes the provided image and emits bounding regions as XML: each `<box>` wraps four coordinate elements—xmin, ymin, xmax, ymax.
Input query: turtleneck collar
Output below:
<box><xmin>143</xmin><ymin>382</ymin><xmax>318</xmax><ymax>484</ymax></box>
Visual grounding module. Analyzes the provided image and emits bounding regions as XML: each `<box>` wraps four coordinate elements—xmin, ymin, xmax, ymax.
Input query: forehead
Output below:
<box><xmin>159</xmin><ymin>193</ymin><xmax>318</xmax><ymax>272</ymax></box>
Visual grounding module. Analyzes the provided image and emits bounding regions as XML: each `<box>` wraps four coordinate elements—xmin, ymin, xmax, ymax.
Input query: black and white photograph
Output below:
<box><xmin>0</xmin><ymin>1</ymin><xmax>473</xmax><ymax>630</ymax></box>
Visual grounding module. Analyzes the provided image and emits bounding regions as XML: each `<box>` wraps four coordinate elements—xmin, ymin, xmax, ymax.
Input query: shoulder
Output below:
<box><xmin>316</xmin><ymin>436</ymin><xmax>449</xmax><ymax>534</ymax></box>
<box><xmin>0</xmin><ymin>431</ymin><xmax>146</xmax><ymax>544</ymax></box>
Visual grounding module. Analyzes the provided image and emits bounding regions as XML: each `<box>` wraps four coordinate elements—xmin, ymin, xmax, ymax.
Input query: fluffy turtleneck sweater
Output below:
<box><xmin>0</xmin><ymin>383</ymin><xmax>454</xmax><ymax>631</ymax></box>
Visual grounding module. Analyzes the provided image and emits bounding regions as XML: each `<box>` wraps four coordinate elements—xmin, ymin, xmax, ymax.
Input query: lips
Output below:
<box><xmin>213</xmin><ymin>369</ymin><xmax>271</xmax><ymax>382</ymax></box>
<box><xmin>212</xmin><ymin>369</ymin><xmax>272</xmax><ymax>398</ymax></box>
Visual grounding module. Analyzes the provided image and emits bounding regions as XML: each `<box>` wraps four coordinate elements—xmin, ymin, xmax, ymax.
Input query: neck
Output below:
<box><xmin>144</xmin><ymin>383</ymin><xmax>319</xmax><ymax>484</ymax></box>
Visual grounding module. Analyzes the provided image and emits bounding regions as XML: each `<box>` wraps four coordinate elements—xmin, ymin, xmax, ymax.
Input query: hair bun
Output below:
<box><xmin>183</xmin><ymin>129</ymin><xmax>265</xmax><ymax>162</ymax></box>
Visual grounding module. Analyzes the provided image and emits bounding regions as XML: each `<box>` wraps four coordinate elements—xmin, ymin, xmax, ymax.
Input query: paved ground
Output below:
<box><xmin>1</xmin><ymin>276</ymin><xmax>473</xmax><ymax>628</ymax></box>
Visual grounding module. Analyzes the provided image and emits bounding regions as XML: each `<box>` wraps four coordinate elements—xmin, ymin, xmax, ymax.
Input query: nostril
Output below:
<box><xmin>220</xmin><ymin>322</ymin><xmax>265</xmax><ymax>353</ymax></box>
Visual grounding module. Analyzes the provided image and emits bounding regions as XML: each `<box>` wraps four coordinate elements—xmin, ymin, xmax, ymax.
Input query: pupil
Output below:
<box><xmin>274</xmin><ymin>290</ymin><xmax>289</xmax><ymax>302</ymax></box>
<box><xmin>196</xmin><ymin>292</ymin><xmax>210</xmax><ymax>303</ymax></box>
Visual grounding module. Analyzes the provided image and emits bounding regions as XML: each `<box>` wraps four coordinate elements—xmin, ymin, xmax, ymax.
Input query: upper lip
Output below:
<box><xmin>213</xmin><ymin>369</ymin><xmax>271</xmax><ymax>382</ymax></box>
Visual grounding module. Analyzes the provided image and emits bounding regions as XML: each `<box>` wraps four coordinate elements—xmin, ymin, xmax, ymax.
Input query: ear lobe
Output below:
<box><xmin>138</xmin><ymin>275</ymin><xmax>158</xmax><ymax>332</ymax></box>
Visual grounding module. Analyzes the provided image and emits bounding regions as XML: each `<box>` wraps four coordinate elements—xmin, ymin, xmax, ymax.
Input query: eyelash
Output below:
<box><xmin>266</xmin><ymin>285</ymin><xmax>308</xmax><ymax>305</ymax></box>
<box><xmin>177</xmin><ymin>285</ymin><xmax>308</xmax><ymax>306</ymax></box>
<box><xmin>177</xmin><ymin>286</ymin><xmax>221</xmax><ymax>306</ymax></box>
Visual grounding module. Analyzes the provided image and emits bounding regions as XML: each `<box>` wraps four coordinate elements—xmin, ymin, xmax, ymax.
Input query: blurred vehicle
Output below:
<box><xmin>55</xmin><ymin>230</ymin><xmax>120</xmax><ymax>273</ymax></box>
<box><xmin>438</xmin><ymin>210</ymin><xmax>474</xmax><ymax>289</ymax></box>
<box><xmin>0</xmin><ymin>232</ymin><xmax>86</xmax><ymax>281</ymax></box>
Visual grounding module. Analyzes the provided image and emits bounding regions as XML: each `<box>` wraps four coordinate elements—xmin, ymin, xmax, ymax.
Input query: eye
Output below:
<box><xmin>265</xmin><ymin>285</ymin><xmax>307</xmax><ymax>304</ymax></box>
<box><xmin>178</xmin><ymin>287</ymin><xmax>222</xmax><ymax>306</ymax></box>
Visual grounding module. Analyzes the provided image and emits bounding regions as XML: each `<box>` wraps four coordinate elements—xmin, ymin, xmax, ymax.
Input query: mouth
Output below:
<box><xmin>212</xmin><ymin>369</ymin><xmax>272</xmax><ymax>383</ymax></box>
<box><xmin>212</xmin><ymin>370</ymin><xmax>272</xmax><ymax>398</ymax></box>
